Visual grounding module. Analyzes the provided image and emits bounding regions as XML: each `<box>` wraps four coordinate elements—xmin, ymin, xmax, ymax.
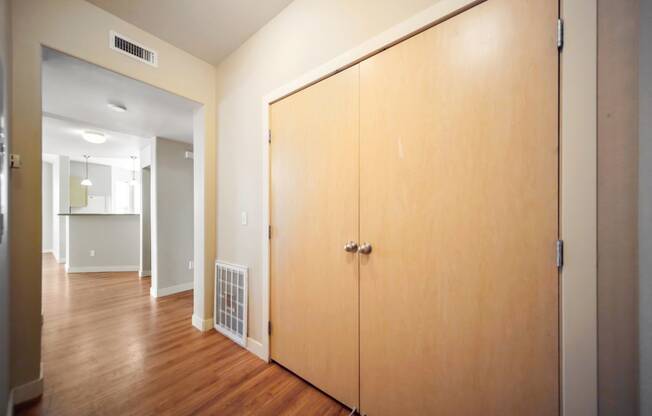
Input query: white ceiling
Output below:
<box><xmin>85</xmin><ymin>0</ymin><xmax>293</xmax><ymax>65</ymax></box>
<box><xmin>43</xmin><ymin>116</ymin><xmax>148</xmax><ymax>169</ymax></box>
<box><xmin>42</xmin><ymin>48</ymin><xmax>199</xmax><ymax>144</ymax></box>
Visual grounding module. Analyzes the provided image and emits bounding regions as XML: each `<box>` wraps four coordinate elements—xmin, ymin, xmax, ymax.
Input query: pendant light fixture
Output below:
<box><xmin>81</xmin><ymin>155</ymin><xmax>92</xmax><ymax>186</ymax></box>
<box><xmin>129</xmin><ymin>156</ymin><xmax>137</xmax><ymax>186</ymax></box>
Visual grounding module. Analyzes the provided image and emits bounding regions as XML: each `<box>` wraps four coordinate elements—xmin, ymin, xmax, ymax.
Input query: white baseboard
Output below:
<box><xmin>246</xmin><ymin>337</ymin><xmax>268</xmax><ymax>361</ymax></box>
<box><xmin>150</xmin><ymin>281</ymin><xmax>193</xmax><ymax>298</ymax></box>
<box><xmin>66</xmin><ymin>265</ymin><xmax>139</xmax><ymax>273</ymax></box>
<box><xmin>41</xmin><ymin>249</ymin><xmax>52</xmax><ymax>254</ymax></box>
<box><xmin>192</xmin><ymin>314</ymin><xmax>214</xmax><ymax>332</ymax></box>
<box><xmin>11</xmin><ymin>368</ymin><xmax>43</xmax><ymax>406</ymax></box>
<box><xmin>139</xmin><ymin>269</ymin><xmax>151</xmax><ymax>278</ymax></box>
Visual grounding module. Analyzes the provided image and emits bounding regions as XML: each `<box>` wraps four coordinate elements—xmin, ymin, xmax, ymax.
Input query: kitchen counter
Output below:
<box><xmin>64</xmin><ymin>214</ymin><xmax>140</xmax><ymax>273</ymax></box>
<box><xmin>58</xmin><ymin>213</ymin><xmax>139</xmax><ymax>216</ymax></box>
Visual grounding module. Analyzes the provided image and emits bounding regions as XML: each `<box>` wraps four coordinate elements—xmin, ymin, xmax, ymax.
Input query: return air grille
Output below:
<box><xmin>214</xmin><ymin>261</ymin><xmax>248</xmax><ymax>347</ymax></box>
<box><xmin>109</xmin><ymin>31</ymin><xmax>158</xmax><ymax>67</ymax></box>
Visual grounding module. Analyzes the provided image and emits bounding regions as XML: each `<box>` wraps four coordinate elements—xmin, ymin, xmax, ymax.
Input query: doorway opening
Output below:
<box><xmin>39</xmin><ymin>48</ymin><xmax>201</xmax><ymax>399</ymax></box>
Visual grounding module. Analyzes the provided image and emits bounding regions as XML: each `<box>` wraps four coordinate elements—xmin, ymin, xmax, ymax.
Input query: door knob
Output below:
<box><xmin>344</xmin><ymin>241</ymin><xmax>359</xmax><ymax>253</ymax></box>
<box><xmin>358</xmin><ymin>243</ymin><xmax>372</xmax><ymax>255</ymax></box>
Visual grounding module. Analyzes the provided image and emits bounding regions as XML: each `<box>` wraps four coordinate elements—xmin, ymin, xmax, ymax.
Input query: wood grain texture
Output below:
<box><xmin>358</xmin><ymin>0</ymin><xmax>559</xmax><ymax>414</ymax></box>
<box><xmin>16</xmin><ymin>255</ymin><xmax>349</xmax><ymax>416</ymax></box>
<box><xmin>597</xmin><ymin>0</ymin><xmax>640</xmax><ymax>414</ymax></box>
<box><xmin>270</xmin><ymin>65</ymin><xmax>360</xmax><ymax>409</ymax></box>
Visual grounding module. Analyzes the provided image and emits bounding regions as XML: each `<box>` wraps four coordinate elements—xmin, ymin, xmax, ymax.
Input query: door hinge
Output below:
<box><xmin>268</xmin><ymin>129</ymin><xmax>271</xmax><ymax>144</ymax></box>
<box><xmin>556</xmin><ymin>239</ymin><xmax>564</xmax><ymax>269</ymax></box>
<box><xmin>268</xmin><ymin>321</ymin><xmax>272</xmax><ymax>335</ymax></box>
<box><xmin>557</xmin><ymin>19</ymin><xmax>564</xmax><ymax>50</ymax></box>
<box><xmin>268</xmin><ymin>225</ymin><xmax>272</xmax><ymax>239</ymax></box>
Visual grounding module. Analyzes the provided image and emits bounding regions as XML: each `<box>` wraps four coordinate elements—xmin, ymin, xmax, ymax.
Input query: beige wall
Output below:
<box><xmin>216</xmin><ymin>0</ymin><xmax>600</xmax><ymax>412</ymax></box>
<box><xmin>10</xmin><ymin>0</ymin><xmax>216</xmax><ymax>387</ymax></box>
<box><xmin>215</xmin><ymin>0</ymin><xmax>441</xmax><ymax>344</ymax></box>
<box><xmin>597</xmin><ymin>0</ymin><xmax>640</xmax><ymax>413</ymax></box>
<box><xmin>560</xmin><ymin>0</ymin><xmax>599</xmax><ymax>414</ymax></box>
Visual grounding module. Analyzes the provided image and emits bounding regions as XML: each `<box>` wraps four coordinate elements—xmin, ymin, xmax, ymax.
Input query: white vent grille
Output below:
<box><xmin>214</xmin><ymin>261</ymin><xmax>248</xmax><ymax>347</ymax></box>
<box><xmin>109</xmin><ymin>31</ymin><xmax>158</xmax><ymax>67</ymax></box>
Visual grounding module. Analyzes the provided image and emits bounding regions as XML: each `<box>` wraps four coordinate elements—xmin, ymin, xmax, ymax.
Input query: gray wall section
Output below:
<box><xmin>140</xmin><ymin>167</ymin><xmax>151</xmax><ymax>275</ymax></box>
<box><xmin>640</xmin><ymin>0</ymin><xmax>652</xmax><ymax>413</ymax></box>
<box><xmin>0</xmin><ymin>0</ymin><xmax>9</xmax><ymax>410</ymax></box>
<box><xmin>69</xmin><ymin>160</ymin><xmax>111</xmax><ymax>198</ymax></box>
<box><xmin>42</xmin><ymin>162</ymin><xmax>53</xmax><ymax>251</ymax></box>
<box><xmin>153</xmin><ymin>138</ymin><xmax>193</xmax><ymax>291</ymax></box>
<box><xmin>66</xmin><ymin>215</ymin><xmax>139</xmax><ymax>270</ymax></box>
<box><xmin>52</xmin><ymin>156</ymin><xmax>69</xmax><ymax>262</ymax></box>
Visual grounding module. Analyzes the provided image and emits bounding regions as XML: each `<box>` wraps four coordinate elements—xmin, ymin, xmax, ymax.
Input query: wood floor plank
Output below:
<box><xmin>16</xmin><ymin>255</ymin><xmax>349</xmax><ymax>416</ymax></box>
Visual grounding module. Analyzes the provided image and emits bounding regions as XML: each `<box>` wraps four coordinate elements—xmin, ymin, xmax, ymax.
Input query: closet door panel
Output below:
<box><xmin>359</xmin><ymin>0</ymin><xmax>559</xmax><ymax>414</ymax></box>
<box><xmin>270</xmin><ymin>65</ymin><xmax>360</xmax><ymax>409</ymax></box>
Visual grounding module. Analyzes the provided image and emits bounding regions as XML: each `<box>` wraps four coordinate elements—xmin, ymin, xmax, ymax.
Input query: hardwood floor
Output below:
<box><xmin>17</xmin><ymin>255</ymin><xmax>349</xmax><ymax>416</ymax></box>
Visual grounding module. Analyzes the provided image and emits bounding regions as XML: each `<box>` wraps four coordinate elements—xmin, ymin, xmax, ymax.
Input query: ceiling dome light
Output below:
<box><xmin>107</xmin><ymin>103</ymin><xmax>127</xmax><ymax>113</ymax></box>
<box><xmin>82</xmin><ymin>131</ymin><xmax>107</xmax><ymax>144</ymax></box>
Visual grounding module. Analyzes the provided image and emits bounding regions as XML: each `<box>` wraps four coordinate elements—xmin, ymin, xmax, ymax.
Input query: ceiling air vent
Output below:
<box><xmin>109</xmin><ymin>31</ymin><xmax>158</xmax><ymax>67</ymax></box>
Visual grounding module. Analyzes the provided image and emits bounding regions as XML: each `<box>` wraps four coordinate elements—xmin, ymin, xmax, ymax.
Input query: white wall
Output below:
<box><xmin>66</xmin><ymin>214</ymin><xmax>139</xmax><ymax>272</ymax></box>
<box><xmin>52</xmin><ymin>155</ymin><xmax>69</xmax><ymax>263</ymax></box>
<box><xmin>41</xmin><ymin>162</ymin><xmax>53</xmax><ymax>252</ymax></box>
<box><xmin>214</xmin><ymin>0</ymin><xmax>440</xmax><ymax>342</ymax></box>
<box><xmin>151</xmin><ymin>138</ymin><xmax>194</xmax><ymax>296</ymax></box>
<box><xmin>111</xmin><ymin>165</ymin><xmax>138</xmax><ymax>213</ymax></box>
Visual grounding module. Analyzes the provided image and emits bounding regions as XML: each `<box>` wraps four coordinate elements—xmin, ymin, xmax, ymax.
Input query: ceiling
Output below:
<box><xmin>43</xmin><ymin>116</ymin><xmax>149</xmax><ymax>169</ymax></box>
<box><xmin>85</xmin><ymin>0</ymin><xmax>293</xmax><ymax>65</ymax></box>
<box><xmin>42</xmin><ymin>48</ymin><xmax>199</xmax><ymax>144</ymax></box>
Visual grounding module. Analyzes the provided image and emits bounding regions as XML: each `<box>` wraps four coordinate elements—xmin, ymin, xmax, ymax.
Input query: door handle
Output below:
<box><xmin>358</xmin><ymin>243</ymin><xmax>372</xmax><ymax>255</ymax></box>
<box><xmin>344</xmin><ymin>241</ymin><xmax>359</xmax><ymax>253</ymax></box>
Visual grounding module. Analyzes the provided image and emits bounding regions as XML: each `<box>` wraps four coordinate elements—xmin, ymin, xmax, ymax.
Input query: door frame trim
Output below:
<box><xmin>259</xmin><ymin>1</ymin><xmax>598</xmax><ymax>415</ymax></box>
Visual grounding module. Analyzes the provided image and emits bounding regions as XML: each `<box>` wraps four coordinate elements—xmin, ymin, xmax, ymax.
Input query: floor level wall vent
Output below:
<box><xmin>214</xmin><ymin>261</ymin><xmax>248</xmax><ymax>347</ymax></box>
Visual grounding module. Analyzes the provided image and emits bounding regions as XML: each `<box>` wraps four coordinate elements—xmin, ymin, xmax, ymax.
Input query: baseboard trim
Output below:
<box><xmin>192</xmin><ymin>314</ymin><xmax>214</xmax><ymax>332</ymax></box>
<box><xmin>11</xmin><ymin>370</ymin><xmax>43</xmax><ymax>406</ymax></box>
<box><xmin>246</xmin><ymin>337</ymin><xmax>267</xmax><ymax>361</ymax></box>
<box><xmin>41</xmin><ymin>249</ymin><xmax>52</xmax><ymax>254</ymax></box>
<box><xmin>151</xmin><ymin>282</ymin><xmax>193</xmax><ymax>298</ymax></box>
<box><xmin>66</xmin><ymin>265</ymin><xmax>139</xmax><ymax>273</ymax></box>
<box><xmin>139</xmin><ymin>269</ymin><xmax>151</xmax><ymax>278</ymax></box>
<box><xmin>6</xmin><ymin>389</ymin><xmax>13</xmax><ymax>416</ymax></box>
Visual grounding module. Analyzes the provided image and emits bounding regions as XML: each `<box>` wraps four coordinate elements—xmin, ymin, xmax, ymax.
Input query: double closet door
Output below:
<box><xmin>270</xmin><ymin>0</ymin><xmax>559</xmax><ymax>415</ymax></box>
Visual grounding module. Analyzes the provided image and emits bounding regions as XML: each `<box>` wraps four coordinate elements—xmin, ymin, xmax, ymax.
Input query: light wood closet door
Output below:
<box><xmin>358</xmin><ymin>0</ymin><xmax>559</xmax><ymax>415</ymax></box>
<box><xmin>270</xmin><ymin>65</ymin><xmax>360</xmax><ymax>409</ymax></box>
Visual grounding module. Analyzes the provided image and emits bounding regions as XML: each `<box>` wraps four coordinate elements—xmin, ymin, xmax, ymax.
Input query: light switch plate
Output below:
<box><xmin>241</xmin><ymin>211</ymin><xmax>248</xmax><ymax>226</ymax></box>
